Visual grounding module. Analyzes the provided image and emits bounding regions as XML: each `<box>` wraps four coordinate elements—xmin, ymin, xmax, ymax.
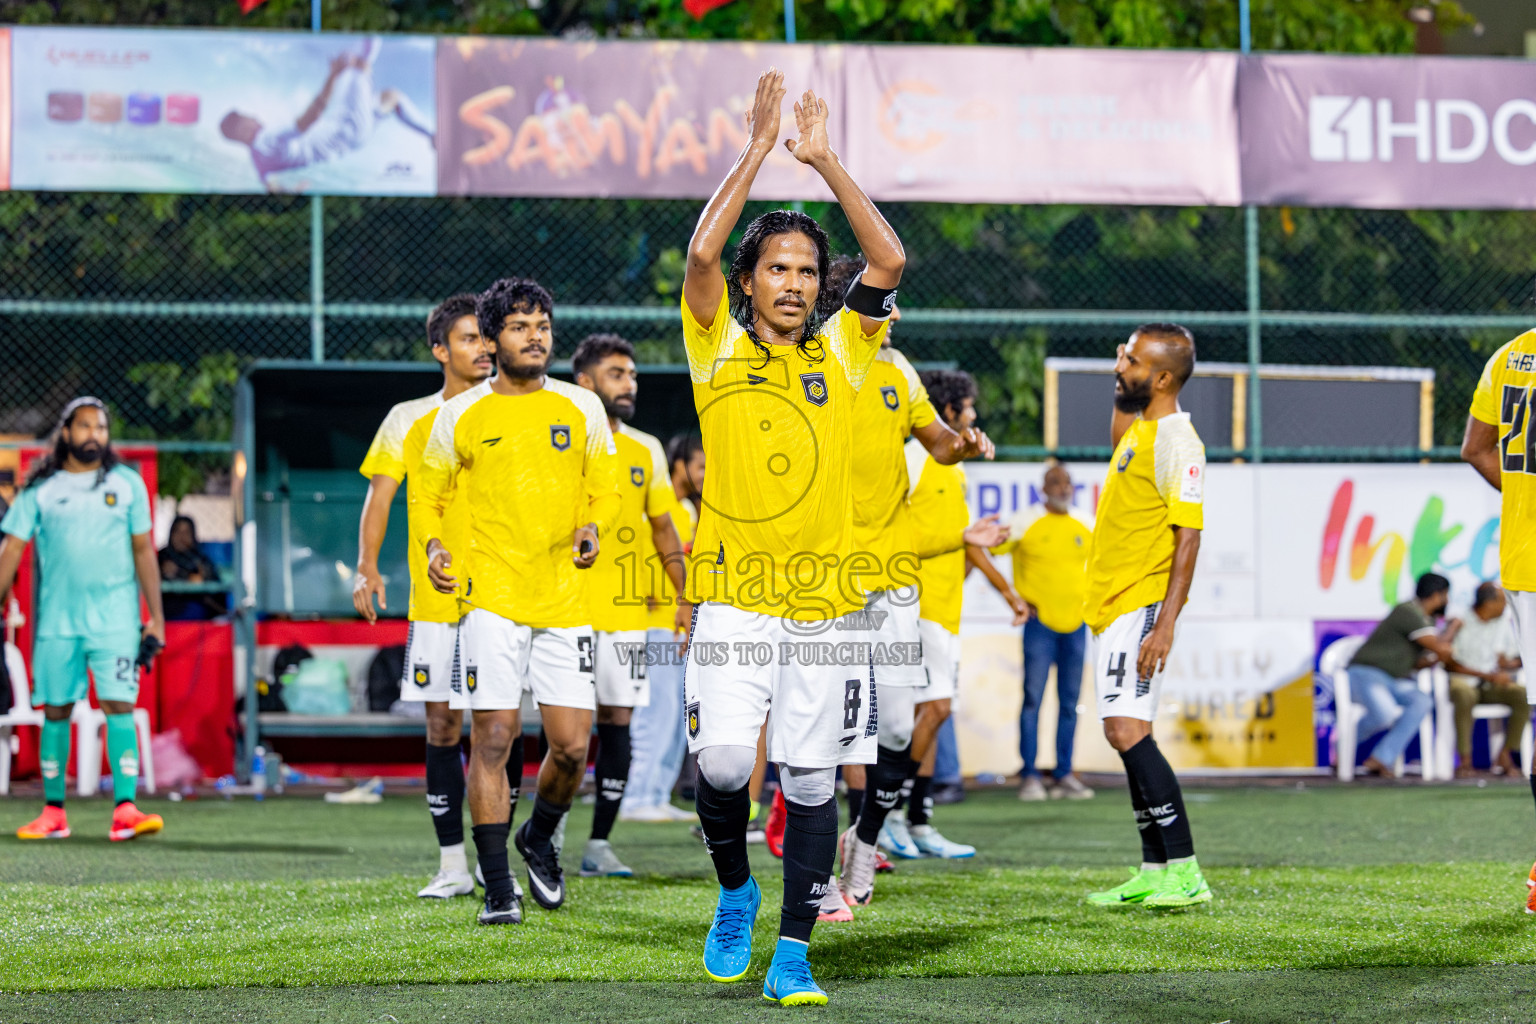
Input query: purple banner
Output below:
<box><xmin>437</xmin><ymin>39</ymin><xmax>842</xmax><ymax>200</ymax></box>
<box><xmin>845</xmin><ymin>46</ymin><xmax>1241</xmax><ymax>207</ymax></box>
<box><xmin>1242</xmin><ymin>53</ymin><xmax>1536</xmax><ymax>209</ymax></box>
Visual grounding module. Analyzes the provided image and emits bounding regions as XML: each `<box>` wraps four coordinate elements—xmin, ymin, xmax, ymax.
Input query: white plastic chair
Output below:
<box><xmin>75</xmin><ymin>704</ymin><xmax>155</xmax><ymax>797</ymax></box>
<box><xmin>1434</xmin><ymin>668</ymin><xmax>1533</xmax><ymax>778</ymax></box>
<box><xmin>1321</xmin><ymin>635</ymin><xmax>1437</xmax><ymax>781</ymax></box>
<box><xmin>0</xmin><ymin>642</ymin><xmax>44</xmax><ymax>796</ymax></box>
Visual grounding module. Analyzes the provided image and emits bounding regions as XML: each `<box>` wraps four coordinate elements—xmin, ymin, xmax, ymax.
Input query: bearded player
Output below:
<box><xmin>681</xmin><ymin>69</ymin><xmax>903</xmax><ymax>1004</ymax></box>
<box><xmin>572</xmin><ymin>333</ymin><xmax>690</xmax><ymax>878</ymax></box>
<box><xmin>808</xmin><ymin>256</ymin><xmax>1003</xmax><ymax>919</ymax></box>
<box><xmin>8</xmin><ymin>399</ymin><xmax>166</xmax><ymax>843</ymax></box>
<box><xmin>1083</xmin><ymin>324</ymin><xmax>1213</xmax><ymax>910</ymax></box>
<box><xmin>412</xmin><ymin>277</ymin><xmax>621</xmax><ymax>926</ymax></box>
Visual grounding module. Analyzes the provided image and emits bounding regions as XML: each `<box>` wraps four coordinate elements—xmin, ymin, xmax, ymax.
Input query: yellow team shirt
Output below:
<box><xmin>410</xmin><ymin>379</ymin><xmax>622</xmax><ymax>629</ymax></box>
<box><xmin>851</xmin><ymin>348</ymin><xmax>937</xmax><ymax>594</ymax></box>
<box><xmin>905</xmin><ymin>440</ymin><xmax>970</xmax><ymax>634</ymax></box>
<box><xmin>681</xmin><ymin>281</ymin><xmax>886</xmax><ymax>619</ymax></box>
<box><xmin>586</xmin><ymin>424</ymin><xmax>677</xmax><ymax>633</ymax></box>
<box><xmin>992</xmin><ymin>508</ymin><xmax>1093</xmax><ymax>634</ymax></box>
<box><xmin>648</xmin><ymin>495</ymin><xmax>697</xmax><ymax>632</ymax></box>
<box><xmin>1471</xmin><ymin>334</ymin><xmax>1536</xmax><ymax>591</ymax></box>
<box><xmin>358</xmin><ymin>391</ymin><xmax>466</xmax><ymax>625</ymax></box>
<box><xmin>1083</xmin><ymin>412</ymin><xmax>1205</xmax><ymax>634</ymax></box>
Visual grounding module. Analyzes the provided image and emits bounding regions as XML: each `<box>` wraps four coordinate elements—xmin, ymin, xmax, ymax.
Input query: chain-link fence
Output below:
<box><xmin>2</xmin><ymin>191</ymin><xmax>1530</xmax><ymax>477</ymax></box>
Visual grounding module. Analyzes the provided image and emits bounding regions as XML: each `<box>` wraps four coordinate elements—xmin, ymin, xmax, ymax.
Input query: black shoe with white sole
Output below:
<box><xmin>514</xmin><ymin>820</ymin><xmax>566</xmax><ymax>910</ymax></box>
<box><xmin>477</xmin><ymin>894</ymin><xmax>523</xmax><ymax>925</ymax></box>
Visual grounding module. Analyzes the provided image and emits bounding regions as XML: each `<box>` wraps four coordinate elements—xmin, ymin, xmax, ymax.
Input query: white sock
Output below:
<box><xmin>1141</xmin><ymin>861</ymin><xmax>1168</xmax><ymax>872</ymax></box>
<box><xmin>440</xmin><ymin>842</ymin><xmax>468</xmax><ymax>874</ymax></box>
<box><xmin>1167</xmin><ymin>855</ymin><xmax>1196</xmax><ymax>866</ymax></box>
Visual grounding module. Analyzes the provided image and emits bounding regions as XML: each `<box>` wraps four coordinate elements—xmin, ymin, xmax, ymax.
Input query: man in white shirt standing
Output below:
<box><xmin>1447</xmin><ymin>582</ymin><xmax>1528</xmax><ymax>778</ymax></box>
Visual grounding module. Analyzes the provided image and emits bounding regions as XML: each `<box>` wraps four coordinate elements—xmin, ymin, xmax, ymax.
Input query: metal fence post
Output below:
<box><xmin>1241</xmin><ymin>0</ymin><xmax>1262</xmax><ymax>463</ymax></box>
<box><xmin>310</xmin><ymin>196</ymin><xmax>325</xmax><ymax>362</ymax></box>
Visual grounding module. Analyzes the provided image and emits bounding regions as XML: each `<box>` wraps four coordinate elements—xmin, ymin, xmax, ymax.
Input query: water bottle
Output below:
<box><xmin>267</xmin><ymin>751</ymin><xmax>284</xmax><ymax>795</ymax></box>
<box><xmin>251</xmin><ymin>746</ymin><xmax>267</xmax><ymax>801</ymax></box>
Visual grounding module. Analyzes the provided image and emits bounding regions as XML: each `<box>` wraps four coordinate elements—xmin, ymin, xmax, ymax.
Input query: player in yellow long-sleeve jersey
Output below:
<box><xmin>412</xmin><ymin>277</ymin><xmax>621</xmax><ymax>927</ymax></box>
<box><xmin>572</xmin><ymin>333</ymin><xmax>690</xmax><ymax>879</ymax></box>
<box><xmin>903</xmin><ymin>369</ymin><xmax>1028</xmax><ymax>864</ymax></box>
<box><xmin>1462</xmin><ymin>328</ymin><xmax>1536</xmax><ymax>914</ymax></box>
<box><xmin>353</xmin><ymin>294</ymin><xmax>496</xmax><ymax>901</ymax></box>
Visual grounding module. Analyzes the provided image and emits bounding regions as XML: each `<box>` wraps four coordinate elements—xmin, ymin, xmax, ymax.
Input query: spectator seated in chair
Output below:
<box><xmin>1445</xmin><ymin>581</ymin><xmax>1528</xmax><ymax>778</ymax></box>
<box><xmin>1345</xmin><ymin>572</ymin><xmax>1452</xmax><ymax>777</ymax></box>
<box><xmin>159</xmin><ymin>515</ymin><xmax>225</xmax><ymax>621</ymax></box>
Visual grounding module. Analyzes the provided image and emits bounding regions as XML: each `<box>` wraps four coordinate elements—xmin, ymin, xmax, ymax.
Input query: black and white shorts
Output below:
<box><xmin>1092</xmin><ymin>602</ymin><xmax>1172</xmax><ymax>723</ymax></box>
<box><xmin>594</xmin><ymin>629</ymin><xmax>650</xmax><ymax>708</ymax></box>
<box><xmin>451</xmin><ymin>608</ymin><xmax>596</xmax><ymax>712</ymax></box>
<box><xmin>1506</xmin><ymin>589</ymin><xmax>1536</xmax><ymax>702</ymax></box>
<box><xmin>682</xmin><ymin>601</ymin><xmax>878</xmax><ymax>769</ymax></box>
<box><xmin>399</xmin><ymin>620</ymin><xmax>459</xmax><ymax>703</ymax></box>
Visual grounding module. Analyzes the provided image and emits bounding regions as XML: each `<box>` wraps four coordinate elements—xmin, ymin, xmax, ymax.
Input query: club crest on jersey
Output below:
<box><xmin>685</xmin><ymin>700</ymin><xmax>700</xmax><ymax>739</ymax></box>
<box><xmin>550</xmin><ymin>424</ymin><xmax>571</xmax><ymax>451</ymax></box>
<box><xmin>800</xmin><ymin>372</ymin><xmax>828</xmax><ymax>407</ymax></box>
<box><xmin>465</xmin><ymin>666</ymin><xmax>478</xmax><ymax>693</ymax></box>
<box><xmin>880</xmin><ymin>385</ymin><xmax>899</xmax><ymax>411</ymax></box>
<box><xmin>630</xmin><ymin>466</ymin><xmax>645</xmax><ymax>488</ymax></box>
<box><xmin>412</xmin><ymin>664</ymin><xmax>430</xmax><ymax>688</ymax></box>
<box><xmin>1117</xmin><ymin>447</ymin><xmax>1135</xmax><ymax>472</ymax></box>
<box><xmin>103</xmin><ymin>491</ymin><xmax>118</xmax><ymax>507</ymax></box>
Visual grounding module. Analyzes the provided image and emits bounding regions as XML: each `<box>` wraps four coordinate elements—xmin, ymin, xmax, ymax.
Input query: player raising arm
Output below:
<box><xmin>681</xmin><ymin>68</ymin><xmax>903</xmax><ymax>1006</ymax></box>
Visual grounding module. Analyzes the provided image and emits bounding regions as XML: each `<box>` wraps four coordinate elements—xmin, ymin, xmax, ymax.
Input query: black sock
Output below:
<box><xmin>424</xmin><ymin>741</ymin><xmax>465</xmax><ymax>848</ymax></box>
<box><xmin>505</xmin><ymin>735</ymin><xmax>524</xmax><ymax>826</ymax></box>
<box><xmin>471</xmin><ymin>822</ymin><xmax>513</xmax><ymax>902</ymax></box>
<box><xmin>855</xmin><ymin>744</ymin><xmax>910</xmax><ymax>845</ymax></box>
<box><xmin>1529</xmin><ymin>772</ymin><xmax>1536</xmax><ymax>828</ymax></box>
<box><xmin>1121</xmin><ymin>766</ymin><xmax>1167</xmax><ymax>865</ymax></box>
<box><xmin>844</xmin><ymin>787</ymin><xmax>864</xmax><ymax>828</ymax></box>
<box><xmin>525</xmin><ymin>793</ymin><xmax>570</xmax><ymax>855</ymax></box>
<box><xmin>1120</xmin><ymin>735</ymin><xmax>1191</xmax><ymax>860</ymax></box>
<box><xmin>780</xmin><ymin>796</ymin><xmax>839</xmax><ymax>944</ymax></box>
<box><xmin>591</xmin><ymin>722</ymin><xmax>631</xmax><ymax>842</ymax></box>
<box><xmin>907</xmin><ymin>773</ymin><xmax>932</xmax><ymax>828</ymax></box>
<box><xmin>696</xmin><ymin>774</ymin><xmax>752</xmax><ymax>890</ymax></box>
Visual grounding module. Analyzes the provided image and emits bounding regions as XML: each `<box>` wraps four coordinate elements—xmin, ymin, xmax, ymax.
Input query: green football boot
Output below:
<box><xmin>1085</xmin><ymin>866</ymin><xmax>1165</xmax><ymax>907</ymax></box>
<box><xmin>1142</xmin><ymin>858</ymin><xmax>1213</xmax><ymax>909</ymax></box>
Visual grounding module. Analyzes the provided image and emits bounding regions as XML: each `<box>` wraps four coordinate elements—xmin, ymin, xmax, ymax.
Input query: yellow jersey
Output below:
<box><xmin>648</xmin><ymin>495</ymin><xmax>697</xmax><ymax>632</ymax></box>
<box><xmin>411</xmin><ymin>379</ymin><xmax>622</xmax><ymax>629</ymax></box>
<box><xmin>992</xmin><ymin>508</ymin><xmax>1093</xmax><ymax>634</ymax></box>
<box><xmin>586</xmin><ymin>424</ymin><xmax>676</xmax><ymax>633</ymax></box>
<box><xmin>851</xmin><ymin>348</ymin><xmax>936</xmax><ymax>594</ymax></box>
<box><xmin>905</xmin><ymin>440</ymin><xmax>970</xmax><ymax>634</ymax></box>
<box><xmin>358</xmin><ymin>391</ymin><xmax>465</xmax><ymax>625</ymax></box>
<box><xmin>1083</xmin><ymin>412</ymin><xmax>1205</xmax><ymax>634</ymax></box>
<box><xmin>1471</xmin><ymin>334</ymin><xmax>1536</xmax><ymax>590</ymax></box>
<box><xmin>682</xmin><ymin>282</ymin><xmax>886</xmax><ymax>620</ymax></box>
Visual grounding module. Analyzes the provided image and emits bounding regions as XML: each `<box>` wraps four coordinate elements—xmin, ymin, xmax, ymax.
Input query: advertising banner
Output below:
<box><xmin>1255</xmin><ymin>464</ymin><xmax>1502</xmax><ymax>620</ymax></box>
<box><xmin>436</xmin><ymin>38</ymin><xmax>842</xmax><ymax>200</ymax></box>
<box><xmin>0</xmin><ymin>29</ymin><xmax>10</xmax><ymax>190</ymax></box>
<box><xmin>10</xmin><ymin>28</ymin><xmax>436</xmax><ymax>195</ymax></box>
<box><xmin>843</xmin><ymin>46</ymin><xmax>1242</xmax><ymax>207</ymax></box>
<box><xmin>1242</xmin><ymin>53</ymin><xmax>1536</xmax><ymax>209</ymax></box>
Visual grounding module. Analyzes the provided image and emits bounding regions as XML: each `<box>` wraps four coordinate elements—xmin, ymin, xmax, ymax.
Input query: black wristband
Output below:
<box><xmin>844</xmin><ymin>279</ymin><xmax>898</xmax><ymax>321</ymax></box>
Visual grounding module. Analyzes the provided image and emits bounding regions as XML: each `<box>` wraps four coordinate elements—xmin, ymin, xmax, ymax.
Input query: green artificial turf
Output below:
<box><xmin>2</xmin><ymin>782</ymin><xmax>1535</xmax><ymax>1016</ymax></box>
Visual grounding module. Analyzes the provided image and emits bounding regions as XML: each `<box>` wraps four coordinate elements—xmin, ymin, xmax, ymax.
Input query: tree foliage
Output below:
<box><xmin>0</xmin><ymin>0</ymin><xmax>1494</xmax><ymax>453</ymax></box>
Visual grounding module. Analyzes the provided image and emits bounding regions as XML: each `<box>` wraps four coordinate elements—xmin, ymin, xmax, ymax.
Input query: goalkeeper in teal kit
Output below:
<box><xmin>2</xmin><ymin>398</ymin><xmax>167</xmax><ymax>842</ymax></box>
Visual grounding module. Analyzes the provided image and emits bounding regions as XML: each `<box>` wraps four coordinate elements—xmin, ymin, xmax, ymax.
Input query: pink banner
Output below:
<box><xmin>843</xmin><ymin>46</ymin><xmax>1241</xmax><ymax>206</ymax></box>
<box><xmin>1242</xmin><ymin>54</ymin><xmax>1536</xmax><ymax>209</ymax></box>
<box><xmin>437</xmin><ymin>38</ymin><xmax>842</xmax><ymax>200</ymax></box>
